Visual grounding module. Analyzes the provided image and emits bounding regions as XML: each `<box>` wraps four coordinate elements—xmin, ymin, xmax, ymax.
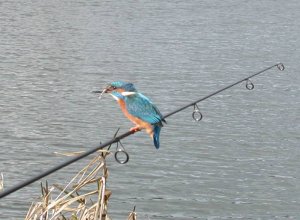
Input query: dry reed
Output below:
<box><xmin>0</xmin><ymin>173</ymin><xmax>3</xmax><ymax>192</ymax></box>
<box><xmin>25</xmin><ymin>151</ymin><xmax>137</xmax><ymax>220</ymax></box>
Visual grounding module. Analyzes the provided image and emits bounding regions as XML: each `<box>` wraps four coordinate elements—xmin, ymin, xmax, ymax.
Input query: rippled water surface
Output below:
<box><xmin>0</xmin><ymin>1</ymin><xmax>299</xmax><ymax>219</ymax></box>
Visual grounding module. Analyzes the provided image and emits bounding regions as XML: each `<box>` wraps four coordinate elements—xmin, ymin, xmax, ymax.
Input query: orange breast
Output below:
<box><xmin>117</xmin><ymin>99</ymin><xmax>153</xmax><ymax>136</ymax></box>
<box><xmin>117</xmin><ymin>99</ymin><xmax>134</xmax><ymax>122</ymax></box>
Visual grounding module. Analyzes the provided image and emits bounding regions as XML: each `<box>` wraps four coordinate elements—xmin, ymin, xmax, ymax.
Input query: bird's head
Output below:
<box><xmin>93</xmin><ymin>81</ymin><xmax>137</xmax><ymax>99</ymax></box>
<box><xmin>104</xmin><ymin>81</ymin><xmax>137</xmax><ymax>94</ymax></box>
<box><xmin>104</xmin><ymin>81</ymin><xmax>136</xmax><ymax>93</ymax></box>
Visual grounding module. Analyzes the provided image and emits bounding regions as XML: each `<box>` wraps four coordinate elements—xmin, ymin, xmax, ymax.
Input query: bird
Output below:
<box><xmin>95</xmin><ymin>81</ymin><xmax>166</xmax><ymax>149</ymax></box>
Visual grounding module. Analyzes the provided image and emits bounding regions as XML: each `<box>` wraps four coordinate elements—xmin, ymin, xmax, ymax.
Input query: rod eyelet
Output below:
<box><xmin>114</xmin><ymin>149</ymin><xmax>129</xmax><ymax>164</ymax></box>
<box><xmin>114</xmin><ymin>141</ymin><xmax>129</xmax><ymax>164</ymax></box>
<box><xmin>192</xmin><ymin>104</ymin><xmax>203</xmax><ymax>121</ymax></box>
<box><xmin>276</xmin><ymin>63</ymin><xmax>285</xmax><ymax>71</ymax></box>
<box><xmin>245</xmin><ymin>79</ymin><xmax>254</xmax><ymax>90</ymax></box>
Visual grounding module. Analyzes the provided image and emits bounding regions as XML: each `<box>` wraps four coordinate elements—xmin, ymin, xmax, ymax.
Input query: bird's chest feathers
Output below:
<box><xmin>117</xmin><ymin>99</ymin><xmax>135</xmax><ymax>121</ymax></box>
<box><xmin>117</xmin><ymin>98</ymin><xmax>148</xmax><ymax>128</ymax></box>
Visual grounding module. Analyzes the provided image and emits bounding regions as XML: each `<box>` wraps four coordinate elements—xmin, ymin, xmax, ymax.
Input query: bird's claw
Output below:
<box><xmin>130</xmin><ymin>126</ymin><xmax>141</xmax><ymax>133</ymax></box>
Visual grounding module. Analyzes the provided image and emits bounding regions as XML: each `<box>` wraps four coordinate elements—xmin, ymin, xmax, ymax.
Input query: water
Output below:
<box><xmin>0</xmin><ymin>0</ymin><xmax>299</xmax><ymax>219</ymax></box>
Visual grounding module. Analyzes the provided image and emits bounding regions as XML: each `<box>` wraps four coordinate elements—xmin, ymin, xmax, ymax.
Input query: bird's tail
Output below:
<box><xmin>153</xmin><ymin>125</ymin><xmax>161</xmax><ymax>149</ymax></box>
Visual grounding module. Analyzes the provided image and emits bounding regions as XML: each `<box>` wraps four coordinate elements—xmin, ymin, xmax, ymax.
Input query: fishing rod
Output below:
<box><xmin>164</xmin><ymin>63</ymin><xmax>284</xmax><ymax>119</ymax></box>
<box><xmin>0</xmin><ymin>63</ymin><xmax>284</xmax><ymax>199</ymax></box>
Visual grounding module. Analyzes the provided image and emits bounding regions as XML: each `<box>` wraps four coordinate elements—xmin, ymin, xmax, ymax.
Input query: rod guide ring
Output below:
<box><xmin>114</xmin><ymin>149</ymin><xmax>129</xmax><ymax>164</ymax></box>
<box><xmin>245</xmin><ymin>79</ymin><xmax>254</xmax><ymax>90</ymax></box>
<box><xmin>192</xmin><ymin>104</ymin><xmax>203</xmax><ymax>121</ymax></box>
<box><xmin>276</xmin><ymin>63</ymin><xmax>285</xmax><ymax>71</ymax></box>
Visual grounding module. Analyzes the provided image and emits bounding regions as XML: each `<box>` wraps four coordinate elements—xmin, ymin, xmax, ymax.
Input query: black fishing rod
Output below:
<box><xmin>0</xmin><ymin>63</ymin><xmax>284</xmax><ymax>199</ymax></box>
<box><xmin>164</xmin><ymin>63</ymin><xmax>284</xmax><ymax>118</ymax></box>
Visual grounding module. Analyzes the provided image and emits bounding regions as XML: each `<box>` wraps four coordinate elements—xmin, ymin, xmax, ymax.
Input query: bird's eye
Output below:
<box><xmin>112</xmin><ymin>86</ymin><xmax>117</xmax><ymax>89</ymax></box>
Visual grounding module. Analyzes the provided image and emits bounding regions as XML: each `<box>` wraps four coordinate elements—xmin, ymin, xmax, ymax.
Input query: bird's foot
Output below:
<box><xmin>130</xmin><ymin>126</ymin><xmax>141</xmax><ymax>133</ymax></box>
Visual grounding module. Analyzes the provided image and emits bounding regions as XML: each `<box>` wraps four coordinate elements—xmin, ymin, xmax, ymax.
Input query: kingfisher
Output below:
<box><xmin>94</xmin><ymin>81</ymin><xmax>166</xmax><ymax>149</ymax></box>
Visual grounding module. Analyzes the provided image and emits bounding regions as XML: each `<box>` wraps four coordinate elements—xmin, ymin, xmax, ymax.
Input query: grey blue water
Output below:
<box><xmin>0</xmin><ymin>1</ymin><xmax>299</xmax><ymax>219</ymax></box>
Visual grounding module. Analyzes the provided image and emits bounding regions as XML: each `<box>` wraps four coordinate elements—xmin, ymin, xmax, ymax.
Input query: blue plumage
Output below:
<box><xmin>125</xmin><ymin>93</ymin><xmax>164</xmax><ymax>125</ymax></box>
<box><xmin>153</xmin><ymin>125</ymin><xmax>161</xmax><ymax>149</ymax></box>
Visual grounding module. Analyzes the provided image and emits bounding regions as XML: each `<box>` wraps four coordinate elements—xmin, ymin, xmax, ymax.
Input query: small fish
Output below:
<box><xmin>92</xmin><ymin>87</ymin><xmax>108</xmax><ymax>100</ymax></box>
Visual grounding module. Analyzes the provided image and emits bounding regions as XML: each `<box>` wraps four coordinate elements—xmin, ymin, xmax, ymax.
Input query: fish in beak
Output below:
<box><xmin>92</xmin><ymin>85</ymin><xmax>116</xmax><ymax>99</ymax></box>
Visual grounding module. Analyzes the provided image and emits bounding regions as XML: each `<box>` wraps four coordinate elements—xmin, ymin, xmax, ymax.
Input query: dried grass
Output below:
<box><xmin>25</xmin><ymin>151</ymin><xmax>137</xmax><ymax>220</ymax></box>
<box><xmin>0</xmin><ymin>173</ymin><xmax>3</xmax><ymax>191</ymax></box>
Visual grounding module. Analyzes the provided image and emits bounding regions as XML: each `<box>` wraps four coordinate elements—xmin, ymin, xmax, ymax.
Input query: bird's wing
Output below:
<box><xmin>126</xmin><ymin>93</ymin><xmax>163</xmax><ymax>125</ymax></box>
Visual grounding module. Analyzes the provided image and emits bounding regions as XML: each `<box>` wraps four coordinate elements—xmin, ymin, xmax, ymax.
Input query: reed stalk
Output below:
<box><xmin>25</xmin><ymin>151</ymin><xmax>137</xmax><ymax>220</ymax></box>
<box><xmin>0</xmin><ymin>173</ymin><xmax>3</xmax><ymax>192</ymax></box>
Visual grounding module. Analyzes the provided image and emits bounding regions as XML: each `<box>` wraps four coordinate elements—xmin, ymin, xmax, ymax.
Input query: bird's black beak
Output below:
<box><xmin>103</xmin><ymin>85</ymin><xmax>115</xmax><ymax>93</ymax></box>
<box><xmin>92</xmin><ymin>85</ymin><xmax>115</xmax><ymax>96</ymax></box>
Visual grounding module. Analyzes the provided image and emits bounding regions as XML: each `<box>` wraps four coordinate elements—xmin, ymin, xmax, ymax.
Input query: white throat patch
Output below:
<box><xmin>110</xmin><ymin>93</ymin><xmax>120</xmax><ymax>101</ymax></box>
<box><xmin>121</xmin><ymin>92</ymin><xmax>136</xmax><ymax>96</ymax></box>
